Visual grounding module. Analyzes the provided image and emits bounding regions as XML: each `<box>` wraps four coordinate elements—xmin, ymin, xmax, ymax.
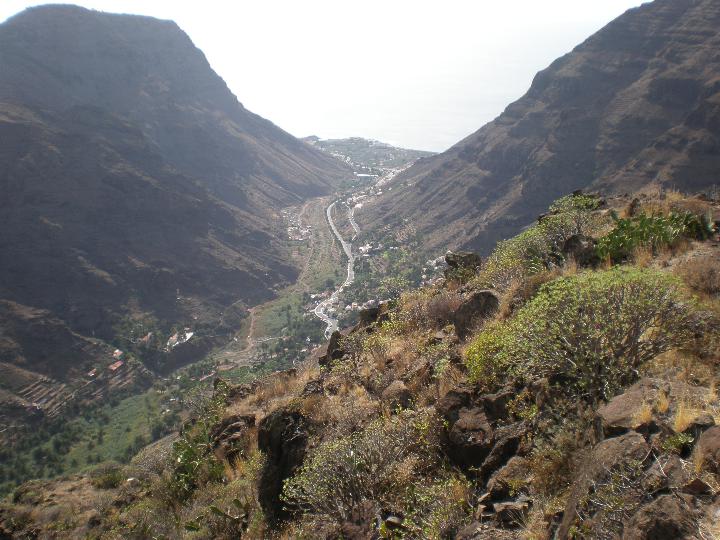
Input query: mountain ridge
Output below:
<box><xmin>361</xmin><ymin>0</ymin><xmax>720</xmax><ymax>255</ymax></box>
<box><xmin>0</xmin><ymin>5</ymin><xmax>350</xmax><ymax>412</ymax></box>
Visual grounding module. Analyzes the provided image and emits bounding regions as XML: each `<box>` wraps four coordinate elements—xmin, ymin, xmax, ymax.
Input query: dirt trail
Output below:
<box><xmin>242</xmin><ymin>307</ymin><xmax>257</xmax><ymax>352</ymax></box>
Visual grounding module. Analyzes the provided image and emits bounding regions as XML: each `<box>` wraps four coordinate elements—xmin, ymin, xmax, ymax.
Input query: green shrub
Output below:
<box><xmin>467</xmin><ymin>267</ymin><xmax>702</xmax><ymax>404</ymax></box>
<box><xmin>661</xmin><ymin>433</ymin><xmax>694</xmax><ymax>455</ymax></box>
<box><xmin>596</xmin><ymin>211</ymin><xmax>715</xmax><ymax>263</ymax></box>
<box><xmin>477</xmin><ymin>193</ymin><xmax>604</xmax><ymax>290</ymax></box>
<box><xmin>168</xmin><ymin>381</ymin><xmax>229</xmax><ymax>501</ymax></box>
<box><xmin>282</xmin><ymin>410</ymin><xmax>439</xmax><ymax>524</ymax></box>
<box><xmin>400</xmin><ymin>474</ymin><xmax>472</xmax><ymax>539</ymax></box>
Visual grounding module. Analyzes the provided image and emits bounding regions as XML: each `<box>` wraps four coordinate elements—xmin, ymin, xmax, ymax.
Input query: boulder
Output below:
<box><xmin>435</xmin><ymin>387</ymin><xmax>473</xmax><ymax>423</ymax></box>
<box><xmin>357</xmin><ymin>302</ymin><xmax>392</xmax><ymax>328</ymax></box>
<box><xmin>684</xmin><ymin>413</ymin><xmax>715</xmax><ymax>440</ymax></box>
<box><xmin>381</xmin><ymin>380</ymin><xmax>412</xmax><ymax>410</ymax></box>
<box><xmin>318</xmin><ymin>330</ymin><xmax>345</xmax><ymax>368</ymax></box>
<box><xmin>446</xmin><ymin>407</ymin><xmax>495</xmax><ymax>469</ymax></box>
<box><xmin>445</xmin><ymin>251</ymin><xmax>482</xmax><ymax>271</ymax></box>
<box><xmin>562</xmin><ymin>234</ymin><xmax>600</xmax><ymax>267</ymax></box>
<box><xmin>257</xmin><ymin>409</ymin><xmax>308</xmax><ymax>524</ymax></box>
<box><xmin>300</xmin><ymin>378</ymin><xmax>324</xmax><ymax>397</ymax></box>
<box><xmin>641</xmin><ymin>454</ymin><xmax>691</xmax><ymax>494</ymax></box>
<box><xmin>486</xmin><ymin>456</ymin><xmax>530</xmax><ymax>500</ymax></box>
<box><xmin>225</xmin><ymin>382</ymin><xmax>257</xmax><ymax>402</ymax></box>
<box><xmin>622</xmin><ymin>494</ymin><xmax>699</xmax><ymax>540</ymax></box>
<box><xmin>596</xmin><ymin>378</ymin><xmax>664</xmax><ymax>437</ymax></box>
<box><xmin>452</xmin><ymin>289</ymin><xmax>500</xmax><ymax>340</ymax></box>
<box><xmin>478</xmin><ymin>389</ymin><xmax>515</xmax><ymax>422</ymax></box>
<box><xmin>694</xmin><ymin>425</ymin><xmax>720</xmax><ymax>474</ymax></box>
<box><xmin>478</xmin><ymin>422</ymin><xmax>527</xmax><ymax>480</ymax></box>
<box><xmin>681</xmin><ymin>478</ymin><xmax>712</xmax><ymax>496</ymax></box>
<box><xmin>211</xmin><ymin>413</ymin><xmax>256</xmax><ymax>462</ymax></box>
<box><xmin>493</xmin><ymin>500</ymin><xmax>530</xmax><ymax>526</ymax></box>
<box><xmin>558</xmin><ymin>432</ymin><xmax>650</xmax><ymax>539</ymax></box>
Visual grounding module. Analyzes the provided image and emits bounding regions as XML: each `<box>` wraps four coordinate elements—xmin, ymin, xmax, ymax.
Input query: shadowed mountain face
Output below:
<box><xmin>362</xmin><ymin>0</ymin><xmax>720</xmax><ymax>255</ymax></box>
<box><xmin>0</xmin><ymin>6</ymin><xmax>349</xmax><ymax>367</ymax></box>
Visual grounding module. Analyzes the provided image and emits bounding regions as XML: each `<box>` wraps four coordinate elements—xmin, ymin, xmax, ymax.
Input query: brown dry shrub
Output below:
<box><xmin>677</xmin><ymin>254</ymin><xmax>720</xmax><ymax>297</ymax></box>
<box><xmin>643</xmin><ymin>349</ymin><xmax>716</xmax><ymax>386</ymax></box>
<box><xmin>425</xmin><ymin>291</ymin><xmax>463</xmax><ymax>327</ymax></box>
<box><xmin>497</xmin><ymin>270</ymin><xmax>559</xmax><ymax>320</ymax></box>
<box><xmin>304</xmin><ymin>386</ymin><xmax>380</xmax><ymax>438</ymax></box>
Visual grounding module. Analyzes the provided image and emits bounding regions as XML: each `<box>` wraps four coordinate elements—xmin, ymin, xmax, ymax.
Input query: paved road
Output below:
<box><xmin>313</xmin><ymin>201</ymin><xmax>356</xmax><ymax>338</ymax></box>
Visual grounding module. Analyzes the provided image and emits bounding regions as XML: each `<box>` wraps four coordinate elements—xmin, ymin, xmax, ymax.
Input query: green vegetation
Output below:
<box><xmin>660</xmin><ymin>432</ymin><xmax>694</xmax><ymax>455</ymax></box>
<box><xmin>89</xmin><ymin>461</ymin><xmax>125</xmax><ymax>489</ymax></box>
<box><xmin>3</xmin><ymin>191</ymin><xmax>719</xmax><ymax>539</ymax></box>
<box><xmin>476</xmin><ymin>193</ymin><xmax>604</xmax><ymax>289</ymax></box>
<box><xmin>282</xmin><ymin>410</ymin><xmax>439</xmax><ymax>523</ymax></box>
<box><xmin>467</xmin><ymin>267</ymin><xmax>703</xmax><ymax>403</ymax></box>
<box><xmin>596</xmin><ymin>210</ymin><xmax>715</xmax><ymax>262</ymax></box>
<box><xmin>0</xmin><ymin>387</ymin><xmax>179</xmax><ymax>495</ymax></box>
<box><xmin>169</xmin><ymin>382</ymin><xmax>228</xmax><ymax>501</ymax></box>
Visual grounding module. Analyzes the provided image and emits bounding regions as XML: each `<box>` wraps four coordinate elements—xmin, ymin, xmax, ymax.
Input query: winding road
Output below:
<box><xmin>313</xmin><ymin>201</ymin><xmax>357</xmax><ymax>338</ymax></box>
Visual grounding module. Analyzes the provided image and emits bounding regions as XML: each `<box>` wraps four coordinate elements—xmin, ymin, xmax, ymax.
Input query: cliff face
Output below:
<box><xmin>362</xmin><ymin>0</ymin><xmax>720</xmax><ymax>254</ymax></box>
<box><xmin>0</xmin><ymin>5</ymin><xmax>350</xmax><ymax>353</ymax></box>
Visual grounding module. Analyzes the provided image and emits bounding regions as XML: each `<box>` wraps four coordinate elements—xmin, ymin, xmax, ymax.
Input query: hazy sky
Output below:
<box><xmin>1</xmin><ymin>1</ymin><xmax>647</xmax><ymax>151</ymax></box>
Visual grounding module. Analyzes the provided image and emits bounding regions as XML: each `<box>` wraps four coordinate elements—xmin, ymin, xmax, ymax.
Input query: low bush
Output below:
<box><xmin>89</xmin><ymin>462</ymin><xmax>124</xmax><ymax>489</ymax></box>
<box><xmin>476</xmin><ymin>193</ymin><xmax>604</xmax><ymax>290</ymax></box>
<box><xmin>401</xmin><ymin>474</ymin><xmax>472</xmax><ymax>539</ymax></box>
<box><xmin>596</xmin><ymin>211</ymin><xmax>715</xmax><ymax>263</ymax></box>
<box><xmin>282</xmin><ymin>409</ymin><xmax>439</xmax><ymax>525</ymax></box>
<box><xmin>677</xmin><ymin>254</ymin><xmax>720</xmax><ymax>297</ymax></box>
<box><xmin>466</xmin><ymin>267</ymin><xmax>704</xmax><ymax>404</ymax></box>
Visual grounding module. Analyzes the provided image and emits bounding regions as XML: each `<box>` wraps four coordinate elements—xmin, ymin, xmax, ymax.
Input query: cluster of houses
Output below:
<box><xmin>282</xmin><ymin>208</ymin><xmax>312</xmax><ymax>242</ymax></box>
<box><xmin>86</xmin><ymin>348</ymin><xmax>125</xmax><ymax>378</ymax></box>
<box><xmin>165</xmin><ymin>329</ymin><xmax>194</xmax><ymax>352</ymax></box>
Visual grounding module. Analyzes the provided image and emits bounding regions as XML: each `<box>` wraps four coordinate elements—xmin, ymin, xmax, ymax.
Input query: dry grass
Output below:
<box><xmin>425</xmin><ymin>291</ymin><xmax>464</xmax><ymax>328</ymax></box>
<box><xmin>303</xmin><ymin>385</ymin><xmax>380</xmax><ymax>437</ymax></box>
<box><xmin>633</xmin><ymin>401</ymin><xmax>654</xmax><ymax>425</ymax></box>
<box><xmin>645</xmin><ymin>349</ymin><xmax>715</xmax><ymax>386</ymax></box>
<box><xmin>708</xmin><ymin>381</ymin><xmax>718</xmax><ymax>404</ymax></box>
<box><xmin>699</xmin><ymin>515</ymin><xmax>720</xmax><ymax>540</ymax></box>
<box><xmin>655</xmin><ymin>390</ymin><xmax>670</xmax><ymax>414</ymax></box>
<box><xmin>631</xmin><ymin>245</ymin><xmax>654</xmax><ymax>268</ymax></box>
<box><xmin>694</xmin><ymin>448</ymin><xmax>706</xmax><ymax>476</ymax></box>
<box><xmin>562</xmin><ymin>257</ymin><xmax>578</xmax><ymax>277</ymax></box>
<box><xmin>521</xmin><ymin>496</ymin><xmax>565</xmax><ymax>540</ymax></box>
<box><xmin>673</xmin><ymin>401</ymin><xmax>703</xmax><ymax>433</ymax></box>
<box><xmin>628</xmin><ymin>190</ymin><xmax>712</xmax><ymax>223</ymax></box>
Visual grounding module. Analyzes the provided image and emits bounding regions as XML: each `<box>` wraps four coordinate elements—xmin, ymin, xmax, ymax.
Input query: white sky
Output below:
<box><xmin>0</xmin><ymin>1</ymin><xmax>647</xmax><ymax>151</ymax></box>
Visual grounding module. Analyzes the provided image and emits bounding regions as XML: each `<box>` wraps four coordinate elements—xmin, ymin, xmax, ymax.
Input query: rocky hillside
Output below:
<box><xmin>0</xmin><ymin>5</ymin><xmax>350</xmax><ymax>385</ymax></box>
<box><xmin>2</xmin><ymin>190</ymin><xmax>717</xmax><ymax>539</ymax></box>
<box><xmin>362</xmin><ymin>0</ymin><xmax>720</xmax><ymax>255</ymax></box>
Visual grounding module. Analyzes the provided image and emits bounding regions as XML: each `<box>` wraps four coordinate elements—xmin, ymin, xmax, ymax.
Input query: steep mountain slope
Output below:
<box><xmin>362</xmin><ymin>0</ymin><xmax>720</xmax><ymax>254</ymax></box>
<box><xmin>0</xmin><ymin>5</ymin><xmax>349</xmax><ymax>346</ymax></box>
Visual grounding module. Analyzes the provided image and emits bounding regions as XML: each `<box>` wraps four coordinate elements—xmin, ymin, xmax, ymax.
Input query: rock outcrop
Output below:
<box><xmin>257</xmin><ymin>409</ymin><xmax>308</xmax><ymax>523</ymax></box>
